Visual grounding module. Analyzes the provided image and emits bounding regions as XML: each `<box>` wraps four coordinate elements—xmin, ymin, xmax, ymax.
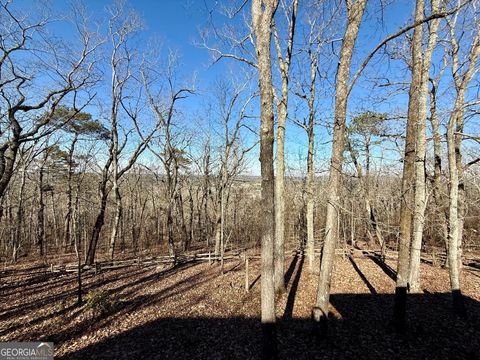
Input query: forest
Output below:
<box><xmin>1</xmin><ymin>0</ymin><xmax>480</xmax><ymax>359</ymax></box>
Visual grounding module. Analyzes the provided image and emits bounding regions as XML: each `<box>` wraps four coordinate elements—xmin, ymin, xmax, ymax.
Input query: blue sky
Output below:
<box><xmin>13</xmin><ymin>0</ymin><xmax>477</xmax><ymax>176</ymax></box>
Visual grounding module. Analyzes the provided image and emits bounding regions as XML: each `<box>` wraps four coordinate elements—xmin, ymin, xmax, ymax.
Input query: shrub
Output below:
<box><xmin>85</xmin><ymin>290</ymin><xmax>113</xmax><ymax>316</ymax></box>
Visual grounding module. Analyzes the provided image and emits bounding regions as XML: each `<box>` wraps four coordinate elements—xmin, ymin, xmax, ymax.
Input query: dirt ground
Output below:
<box><xmin>1</xmin><ymin>254</ymin><xmax>479</xmax><ymax>359</ymax></box>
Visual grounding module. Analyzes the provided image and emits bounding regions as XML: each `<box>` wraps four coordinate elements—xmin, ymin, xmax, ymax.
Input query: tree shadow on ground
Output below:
<box><xmin>0</xmin><ymin>261</ymin><xmax>204</xmax><ymax>340</ymax></box>
<box><xmin>57</xmin><ymin>292</ymin><xmax>480</xmax><ymax>360</ymax></box>
<box><xmin>366</xmin><ymin>254</ymin><xmax>397</xmax><ymax>281</ymax></box>
<box><xmin>283</xmin><ymin>255</ymin><xmax>304</xmax><ymax>319</ymax></box>
<box><xmin>349</xmin><ymin>256</ymin><xmax>378</xmax><ymax>295</ymax></box>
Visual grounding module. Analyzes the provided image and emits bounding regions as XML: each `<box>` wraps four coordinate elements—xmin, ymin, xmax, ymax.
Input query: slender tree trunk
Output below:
<box><xmin>447</xmin><ymin>101</ymin><xmax>465</xmax><ymax>316</ymax></box>
<box><xmin>50</xmin><ymin>191</ymin><xmax>59</xmax><ymax>249</ymax></box>
<box><xmin>273</xmin><ymin>0</ymin><xmax>297</xmax><ymax>293</ymax></box>
<box><xmin>446</xmin><ymin>28</ymin><xmax>480</xmax><ymax>310</ymax></box>
<box><xmin>73</xmin><ymin>203</ymin><xmax>82</xmax><ymax>306</ymax></box>
<box><xmin>214</xmin><ymin>194</ymin><xmax>222</xmax><ymax>256</ymax></box>
<box><xmin>36</xmin><ymin>165</ymin><xmax>45</xmax><ymax>256</ymax></box>
<box><xmin>13</xmin><ymin>165</ymin><xmax>27</xmax><ymax>262</ymax></box>
<box><xmin>446</xmin><ymin>2</ymin><xmax>478</xmax><ymax>316</ymax></box>
<box><xmin>220</xmin><ymin>181</ymin><xmax>225</xmax><ymax>274</ymax></box>
<box><xmin>347</xmin><ymin>138</ymin><xmax>385</xmax><ymax>253</ymax></box>
<box><xmin>314</xmin><ymin>0</ymin><xmax>367</xmax><ymax>336</ymax></box>
<box><xmin>274</xmin><ymin>102</ymin><xmax>286</xmax><ymax>291</ymax></box>
<box><xmin>393</xmin><ymin>0</ymin><xmax>423</xmax><ymax>331</ymax></box>
<box><xmin>64</xmin><ymin>135</ymin><xmax>77</xmax><ymax>252</ymax></box>
<box><xmin>306</xmin><ymin>125</ymin><xmax>315</xmax><ymax>272</ymax></box>
<box><xmin>202</xmin><ymin>149</ymin><xmax>211</xmax><ymax>246</ymax></box>
<box><xmin>108</xmin><ymin>185</ymin><xmax>122</xmax><ymax>260</ymax></box>
<box><xmin>85</xmin><ymin>182</ymin><xmax>108</xmax><ymax>266</ymax></box>
<box><xmin>408</xmin><ymin>0</ymin><xmax>440</xmax><ymax>293</ymax></box>
<box><xmin>429</xmin><ymin>78</ymin><xmax>449</xmax><ymax>258</ymax></box>
<box><xmin>455</xmin><ymin>111</ymin><xmax>466</xmax><ymax>277</ymax></box>
<box><xmin>176</xmin><ymin>190</ymin><xmax>188</xmax><ymax>251</ymax></box>
<box><xmin>252</xmin><ymin>0</ymin><xmax>278</xmax><ymax>357</ymax></box>
<box><xmin>188</xmin><ymin>186</ymin><xmax>194</xmax><ymax>246</ymax></box>
<box><xmin>304</xmin><ymin>45</ymin><xmax>318</xmax><ymax>274</ymax></box>
<box><xmin>166</xmin><ymin>170</ymin><xmax>177</xmax><ymax>264</ymax></box>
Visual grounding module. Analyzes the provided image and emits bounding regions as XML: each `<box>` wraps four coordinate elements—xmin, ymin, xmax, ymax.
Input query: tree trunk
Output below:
<box><xmin>394</xmin><ymin>0</ymin><xmax>423</xmax><ymax>331</ymax></box>
<box><xmin>36</xmin><ymin>165</ymin><xmax>45</xmax><ymax>256</ymax></box>
<box><xmin>0</xmin><ymin>139</ymin><xmax>19</xmax><ymax>200</ymax></box>
<box><xmin>85</xmin><ymin>183</ymin><xmax>108</xmax><ymax>266</ymax></box>
<box><xmin>214</xmin><ymin>194</ymin><xmax>222</xmax><ymax>257</ymax></box>
<box><xmin>274</xmin><ymin>101</ymin><xmax>286</xmax><ymax>291</ymax></box>
<box><xmin>252</xmin><ymin>0</ymin><xmax>278</xmax><ymax>357</ymax></box>
<box><xmin>50</xmin><ymin>191</ymin><xmax>59</xmax><ymax>249</ymax></box>
<box><xmin>188</xmin><ymin>186</ymin><xmax>194</xmax><ymax>246</ymax></box>
<box><xmin>306</xmin><ymin>126</ymin><xmax>315</xmax><ymax>272</ymax></box>
<box><xmin>429</xmin><ymin>76</ymin><xmax>449</xmax><ymax>260</ymax></box>
<box><xmin>273</xmin><ymin>0</ymin><xmax>297</xmax><ymax>292</ymax></box>
<box><xmin>166</xmin><ymin>170</ymin><xmax>177</xmax><ymax>264</ymax></box>
<box><xmin>447</xmin><ymin>101</ymin><xmax>465</xmax><ymax>316</ymax></box>
<box><xmin>13</xmin><ymin>164</ymin><xmax>27</xmax><ymax>262</ymax></box>
<box><xmin>445</xmin><ymin>2</ymin><xmax>478</xmax><ymax>316</ymax></box>
<box><xmin>305</xmin><ymin>43</ymin><xmax>317</xmax><ymax>274</ymax></box>
<box><xmin>220</xmin><ymin>182</ymin><xmax>225</xmax><ymax>274</ymax></box>
<box><xmin>314</xmin><ymin>0</ymin><xmax>367</xmax><ymax>337</ymax></box>
<box><xmin>63</xmin><ymin>135</ymin><xmax>78</xmax><ymax>252</ymax></box>
<box><xmin>108</xmin><ymin>185</ymin><xmax>122</xmax><ymax>260</ymax></box>
<box><xmin>73</xmin><ymin>203</ymin><xmax>82</xmax><ymax>306</ymax></box>
<box><xmin>408</xmin><ymin>0</ymin><xmax>440</xmax><ymax>293</ymax></box>
<box><xmin>176</xmin><ymin>190</ymin><xmax>188</xmax><ymax>251</ymax></box>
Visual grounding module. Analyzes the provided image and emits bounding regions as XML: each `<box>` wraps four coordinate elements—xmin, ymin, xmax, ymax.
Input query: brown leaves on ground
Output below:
<box><xmin>1</xmin><ymin>254</ymin><xmax>479</xmax><ymax>359</ymax></box>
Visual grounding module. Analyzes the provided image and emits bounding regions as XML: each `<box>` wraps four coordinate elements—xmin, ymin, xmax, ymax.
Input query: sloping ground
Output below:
<box><xmin>1</xmin><ymin>255</ymin><xmax>479</xmax><ymax>359</ymax></box>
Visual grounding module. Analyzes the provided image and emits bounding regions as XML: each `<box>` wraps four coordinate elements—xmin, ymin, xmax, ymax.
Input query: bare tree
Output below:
<box><xmin>292</xmin><ymin>22</ymin><xmax>320</xmax><ymax>273</ymax></box>
<box><xmin>141</xmin><ymin>51</ymin><xmax>194</xmax><ymax>265</ymax></box>
<box><xmin>313</xmin><ymin>0</ymin><xmax>367</xmax><ymax>336</ymax></box>
<box><xmin>346</xmin><ymin>111</ymin><xmax>387</xmax><ymax>255</ymax></box>
<box><xmin>428</xmin><ymin>54</ymin><xmax>449</xmax><ymax>259</ymax></box>
<box><xmin>408</xmin><ymin>0</ymin><xmax>441</xmax><ymax>293</ymax></box>
<box><xmin>445</xmin><ymin>3</ymin><xmax>480</xmax><ymax>315</ymax></box>
<box><xmin>60</xmin><ymin>108</ymin><xmax>107</xmax><ymax>252</ymax></box>
<box><xmin>86</xmin><ymin>4</ymin><xmax>159</xmax><ymax>265</ymax></box>
<box><xmin>0</xmin><ymin>1</ymin><xmax>100</xmax><ymax>200</ymax></box>
<box><xmin>210</xmin><ymin>79</ymin><xmax>256</xmax><ymax>273</ymax></box>
<box><xmin>393</xmin><ymin>0</ymin><xmax>425</xmax><ymax>330</ymax></box>
<box><xmin>11</xmin><ymin>143</ymin><xmax>37</xmax><ymax>261</ymax></box>
<box><xmin>272</xmin><ymin>0</ymin><xmax>298</xmax><ymax>293</ymax></box>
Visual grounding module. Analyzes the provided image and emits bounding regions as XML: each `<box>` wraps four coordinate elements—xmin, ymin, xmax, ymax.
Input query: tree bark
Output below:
<box><xmin>408</xmin><ymin>0</ymin><xmax>440</xmax><ymax>293</ymax></box>
<box><xmin>36</xmin><ymin>163</ymin><xmax>45</xmax><ymax>256</ymax></box>
<box><xmin>86</xmin><ymin>182</ymin><xmax>108</xmax><ymax>265</ymax></box>
<box><xmin>445</xmin><ymin>22</ymin><xmax>479</xmax><ymax>315</ymax></box>
<box><xmin>64</xmin><ymin>135</ymin><xmax>78</xmax><ymax>251</ymax></box>
<box><xmin>273</xmin><ymin>0</ymin><xmax>297</xmax><ymax>294</ymax></box>
<box><xmin>447</xmin><ymin>102</ymin><xmax>464</xmax><ymax>315</ymax></box>
<box><xmin>108</xmin><ymin>185</ymin><xmax>122</xmax><ymax>260</ymax></box>
<box><xmin>393</xmin><ymin>0</ymin><xmax>423</xmax><ymax>330</ymax></box>
<box><xmin>252</xmin><ymin>0</ymin><xmax>278</xmax><ymax>357</ymax></box>
<box><xmin>429</xmin><ymin>74</ymin><xmax>449</xmax><ymax>260</ymax></box>
<box><xmin>314</xmin><ymin>0</ymin><xmax>367</xmax><ymax>336</ymax></box>
<box><xmin>13</xmin><ymin>162</ymin><xmax>27</xmax><ymax>262</ymax></box>
<box><xmin>306</xmin><ymin>122</ymin><xmax>315</xmax><ymax>272</ymax></box>
<box><xmin>305</xmin><ymin>49</ymin><xmax>317</xmax><ymax>273</ymax></box>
